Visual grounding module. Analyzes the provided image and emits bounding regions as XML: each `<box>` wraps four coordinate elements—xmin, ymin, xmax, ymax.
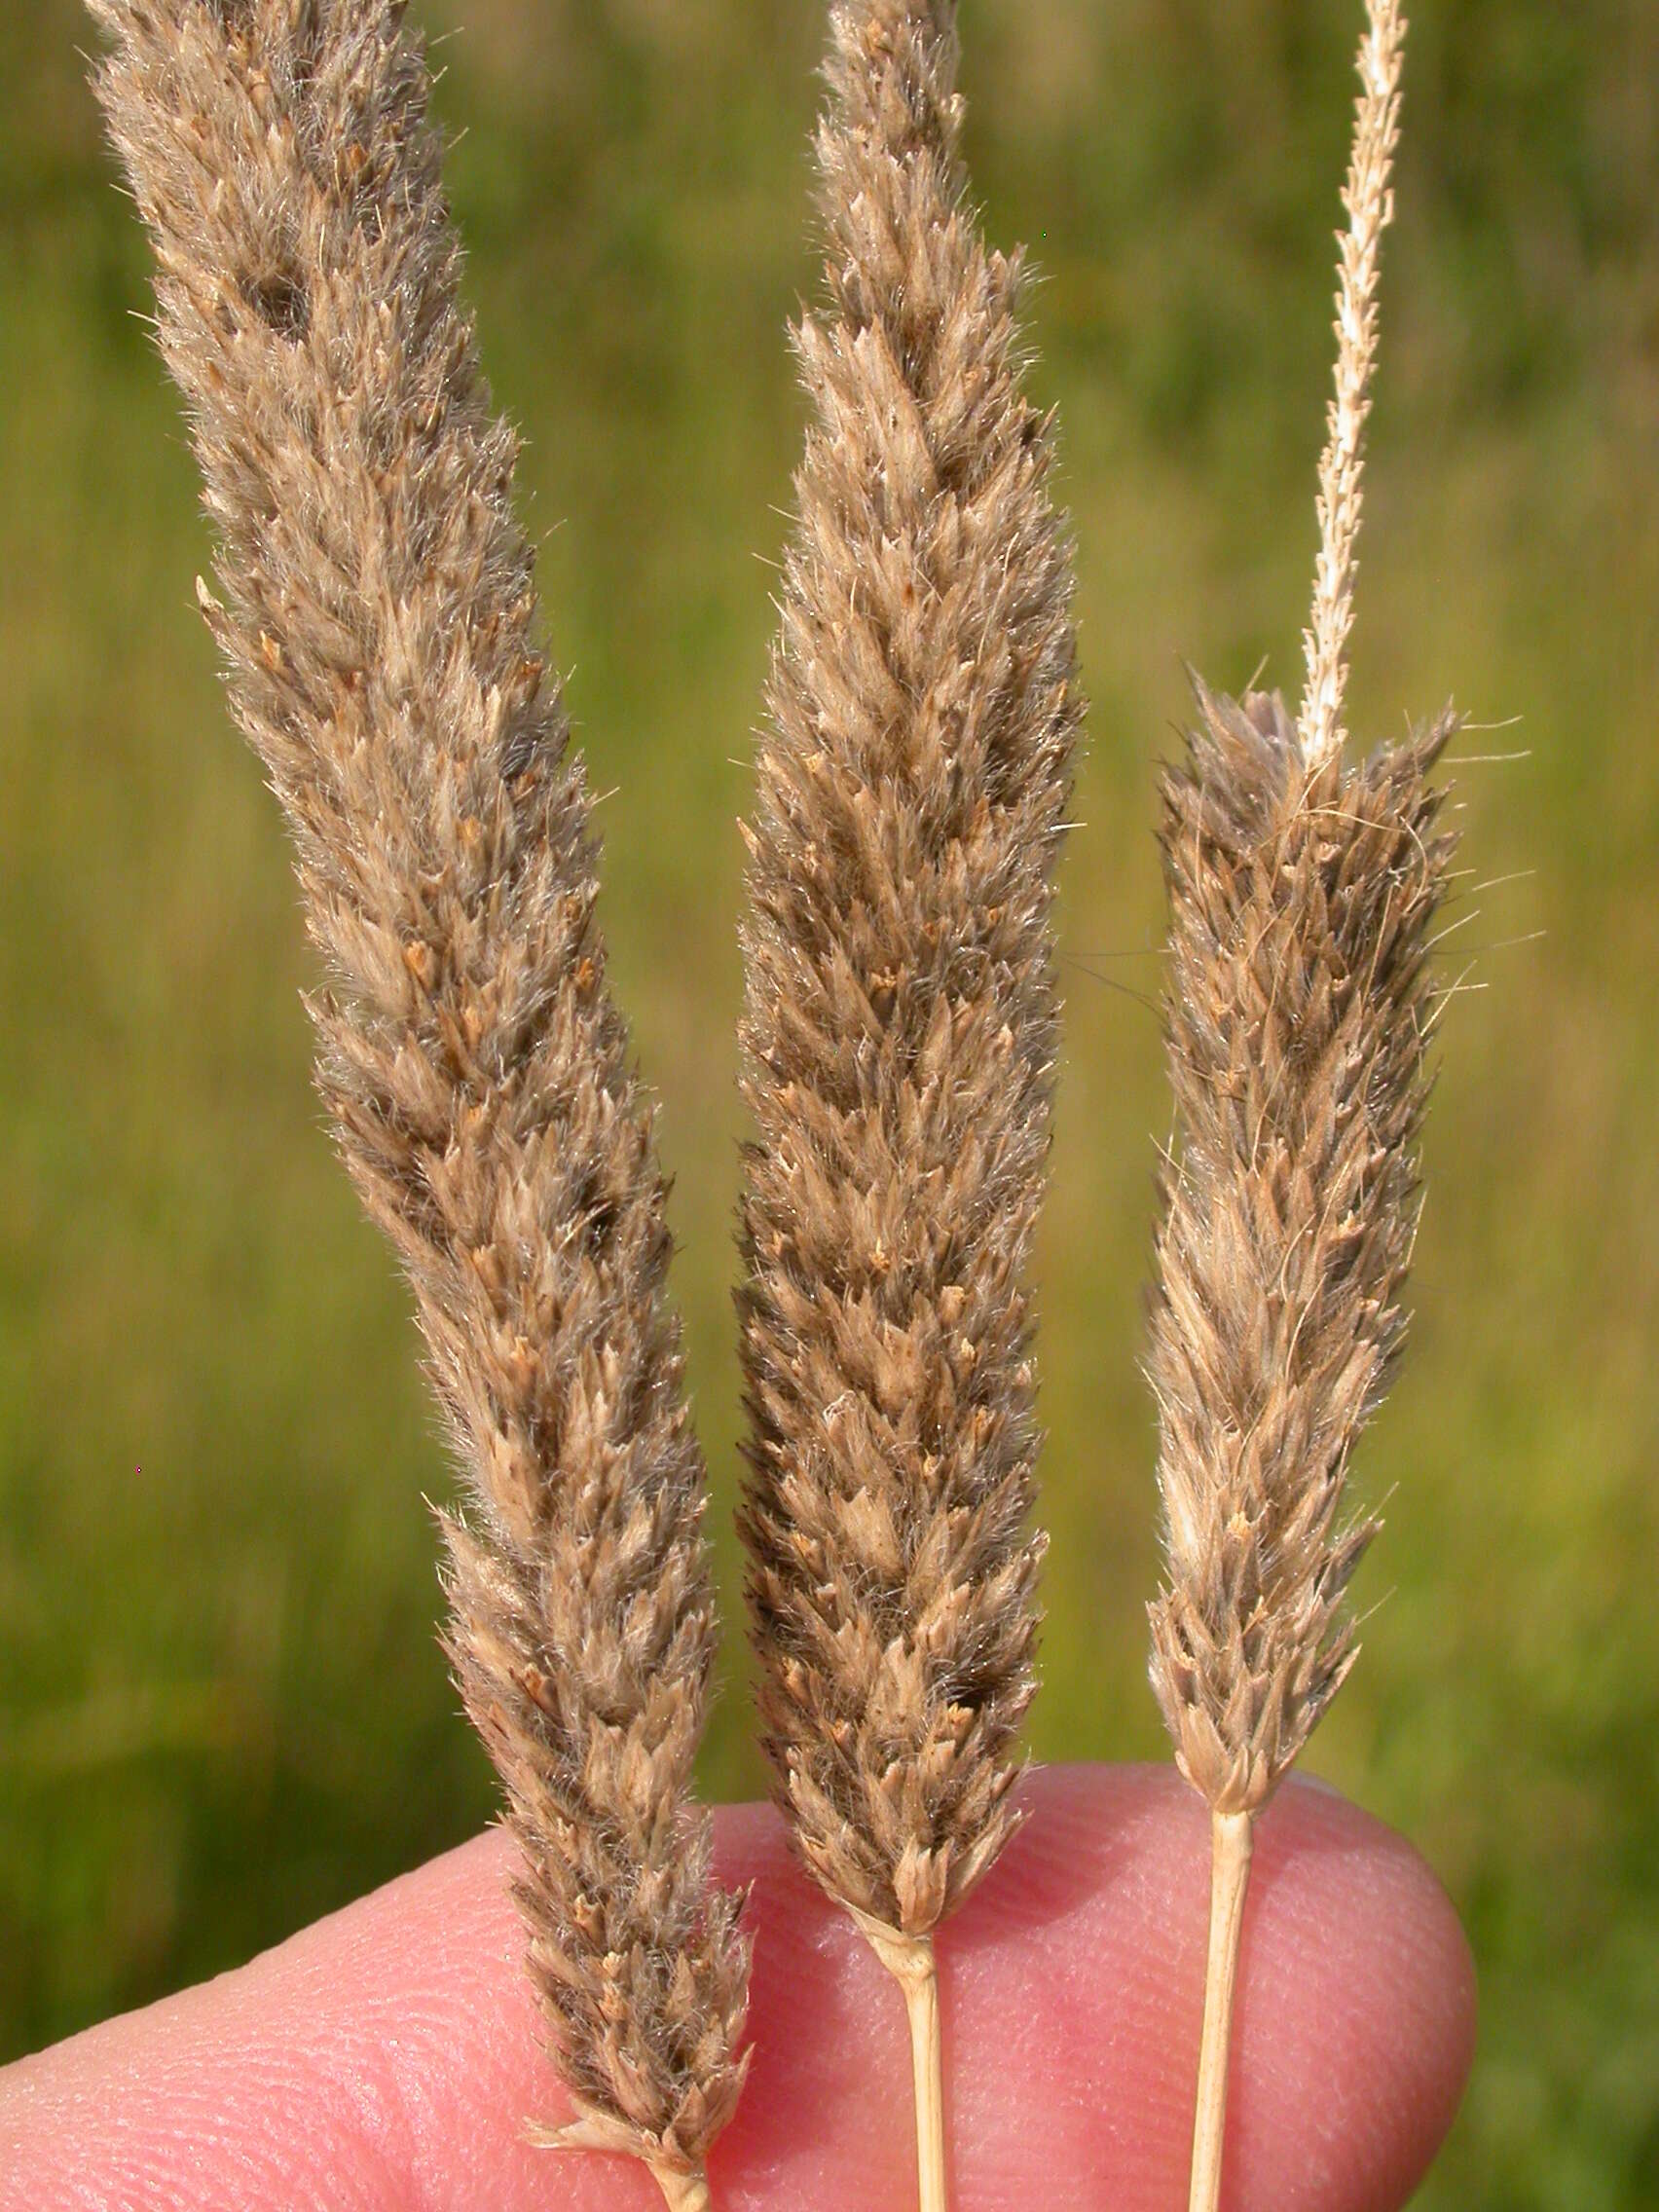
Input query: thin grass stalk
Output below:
<box><xmin>85</xmin><ymin>3</ymin><xmax>748</xmax><ymax>2199</ymax></box>
<box><xmin>737</xmin><ymin>0</ymin><xmax>1081</xmax><ymax>2198</ymax></box>
<box><xmin>864</xmin><ymin>1922</ymin><xmax>948</xmax><ymax>2212</ymax></box>
<box><xmin>1186</xmin><ymin>1810</ymin><xmax>1252</xmax><ymax>2212</ymax></box>
<box><xmin>1144</xmin><ymin>11</ymin><xmax>1457</xmax><ymax>2210</ymax></box>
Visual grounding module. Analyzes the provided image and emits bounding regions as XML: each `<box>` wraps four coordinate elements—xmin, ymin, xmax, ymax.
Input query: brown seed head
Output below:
<box><xmin>86</xmin><ymin>0</ymin><xmax>747</xmax><ymax>2175</ymax></box>
<box><xmin>737</xmin><ymin>0</ymin><xmax>1082</xmax><ymax>1938</ymax></box>
<box><xmin>1148</xmin><ymin>682</ymin><xmax>1456</xmax><ymax>1818</ymax></box>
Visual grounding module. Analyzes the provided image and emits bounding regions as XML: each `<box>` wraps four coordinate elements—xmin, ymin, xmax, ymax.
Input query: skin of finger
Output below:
<box><xmin>0</xmin><ymin>1764</ymin><xmax>1475</xmax><ymax>2212</ymax></box>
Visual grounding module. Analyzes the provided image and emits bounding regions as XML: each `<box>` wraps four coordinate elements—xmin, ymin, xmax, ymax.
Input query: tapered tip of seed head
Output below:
<box><xmin>1296</xmin><ymin>0</ymin><xmax>1412</xmax><ymax>769</ymax></box>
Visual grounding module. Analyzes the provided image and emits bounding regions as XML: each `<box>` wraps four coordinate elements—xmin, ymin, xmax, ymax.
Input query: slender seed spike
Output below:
<box><xmin>84</xmin><ymin>1</ymin><xmax>748</xmax><ymax>2192</ymax></box>
<box><xmin>1299</xmin><ymin>0</ymin><xmax>1409</xmax><ymax>771</ymax></box>
<box><xmin>738</xmin><ymin>0</ymin><xmax>1082</xmax><ymax>2194</ymax></box>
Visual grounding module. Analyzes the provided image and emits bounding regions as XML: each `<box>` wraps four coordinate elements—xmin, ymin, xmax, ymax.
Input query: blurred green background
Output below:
<box><xmin>1</xmin><ymin>0</ymin><xmax>1655</xmax><ymax>2201</ymax></box>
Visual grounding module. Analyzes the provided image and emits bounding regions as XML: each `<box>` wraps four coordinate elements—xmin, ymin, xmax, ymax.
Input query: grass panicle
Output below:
<box><xmin>85</xmin><ymin>2</ymin><xmax>748</xmax><ymax>2199</ymax></box>
<box><xmin>737</xmin><ymin>0</ymin><xmax>1082</xmax><ymax>2198</ymax></box>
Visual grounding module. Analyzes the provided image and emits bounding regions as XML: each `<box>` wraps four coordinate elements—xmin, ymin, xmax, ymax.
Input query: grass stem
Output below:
<box><xmin>868</xmin><ymin>1927</ymin><xmax>949</xmax><ymax>2212</ymax></box>
<box><xmin>1189</xmin><ymin>1809</ymin><xmax>1254</xmax><ymax>2212</ymax></box>
<box><xmin>652</xmin><ymin>2166</ymin><xmax>714</xmax><ymax>2212</ymax></box>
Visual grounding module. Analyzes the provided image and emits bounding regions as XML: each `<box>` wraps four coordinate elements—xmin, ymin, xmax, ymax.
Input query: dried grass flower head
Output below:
<box><xmin>85</xmin><ymin>2</ymin><xmax>747</xmax><ymax>2200</ymax></box>
<box><xmin>740</xmin><ymin>0</ymin><xmax>1080</xmax><ymax>1949</ymax></box>
<box><xmin>1147</xmin><ymin>679</ymin><xmax>1457</xmax><ymax>1820</ymax></box>
<box><xmin>737</xmin><ymin>0</ymin><xmax>1082</xmax><ymax>2197</ymax></box>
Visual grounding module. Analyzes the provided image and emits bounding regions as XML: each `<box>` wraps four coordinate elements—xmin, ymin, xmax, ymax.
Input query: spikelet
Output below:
<box><xmin>85</xmin><ymin>4</ymin><xmax>747</xmax><ymax>2200</ymax></box>
<box><xmin>737</xmin><ymin>0</ymin><xmax>1081</xmax><ymax>2197</ymax></box>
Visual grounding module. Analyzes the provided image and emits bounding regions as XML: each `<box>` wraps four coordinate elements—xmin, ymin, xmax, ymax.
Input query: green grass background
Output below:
<box><xmin>2</xmin><ymin>0</ymin><xmax>1656</xmax><ymax>2200</ymax></box>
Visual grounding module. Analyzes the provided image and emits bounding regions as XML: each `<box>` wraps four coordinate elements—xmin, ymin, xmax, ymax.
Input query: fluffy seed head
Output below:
<box><xmin>737</xmin><ymin>0</ymin><xmax>1082</xmax><ymax>1938</ymax></box>
<box><xmin>1148</xmin><ymin>682</ymin><xmax>1456</xmax><ymax>1817</ymax></box>
<box><xmin>86</xmin><ymin>0</ymin><xmax>748</xmax><ymax>2176</ymax></box>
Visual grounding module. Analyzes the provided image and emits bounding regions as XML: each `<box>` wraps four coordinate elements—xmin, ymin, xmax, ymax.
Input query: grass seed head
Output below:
<box><xmin>1148</xmin><ymin>680</ymin><xmax>1456</xmax><ymax>1817</ymax></box>
<box><xmin>738</xmin><ymin>0</ymin><xmax>1083</xmax><ymax>1938</ymax></box>
<box><xmin>86</xmin><ymin>0</ymin><xmax>749</xmax><ymax>2177</ymax></box>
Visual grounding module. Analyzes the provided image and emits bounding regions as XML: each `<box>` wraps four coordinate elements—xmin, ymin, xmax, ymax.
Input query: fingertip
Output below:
<box><xmin>924</xmin><ymin>1764</ymin><xmax>1475</xmax><ymax>2211</ymax></box>
<box><xmin>1216</xmin><ymin>1775</ymin><xmax>1474</xmax><ymax>2208</ymax></box>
